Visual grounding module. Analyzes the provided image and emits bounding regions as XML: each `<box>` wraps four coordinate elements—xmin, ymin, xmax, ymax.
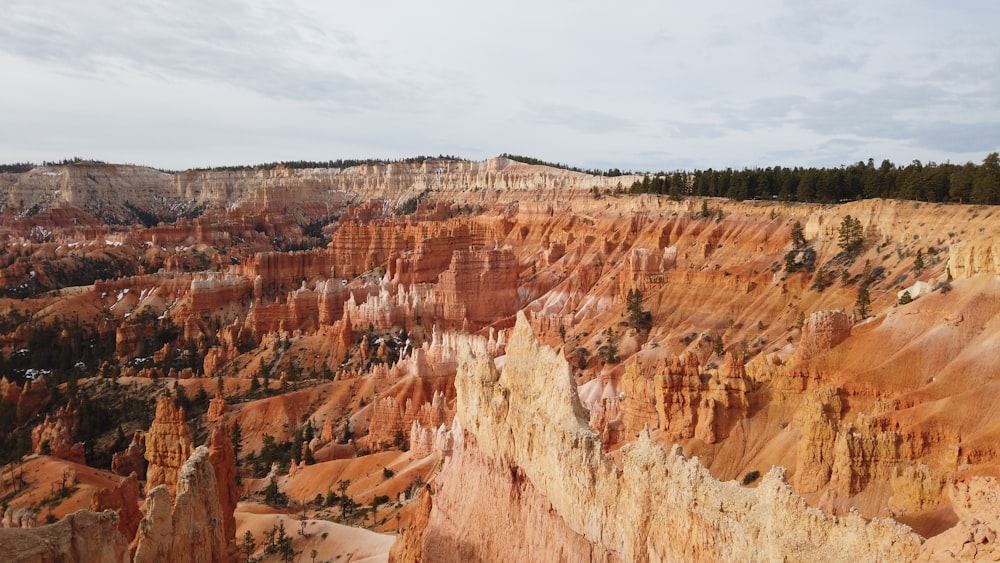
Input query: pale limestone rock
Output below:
<box><xmin>0</xmin><ymin>510</ymin><xmax>128</xmax><ymax>563</ymax></box>
<box><xmin>133</xmin><ymin>446</ymin><xmax>229</xmax><ymax>563</ymax></box>
<box><xmin>417</xmin><ymin>312</ymin><xmax>924</xmax><ymax>562</ymax></box>
<box><xmin>919</xmin><ymin>477</ymin><xmax>1000</xmax><ymax>561</ymax></box>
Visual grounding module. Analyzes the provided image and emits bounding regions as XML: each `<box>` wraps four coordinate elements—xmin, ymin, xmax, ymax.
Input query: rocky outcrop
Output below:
<box><xmin>206</xmin><ymin>394</ymin><xmax>229</xmax><ymax>423</ymax></box>
<box><xmin>144</xmin><ymin>395</ymin><xmax>194</xmax><ymax>498</ymax></box>
<box><xmin>620</xmin><ymin>359</ymin><xmax>659</xmax><ymax>438</ymax></box>
<box><xmin>207</xmin><ymin>425</ymin><xmax>239</xmax><ymax>559</ymax></box>
<box><xmin>133</xmin><ymin>446</ymin><xmax>229</xmax><ymax>563</ymax></box>
<box><xmin>111</xmin><ymin>430</ymin><xmax>146</xmax><ymax>477</ymax></box>
<box><xmin>919</xmin><ymin>477</ymin><xmax>1000</xmax><ymax>560</ymax></box>
<box><xmin>948</xmin><ymin>238</ymin><xmax>1000</xmax><ymax>278</ymax></box>
<box><xmin>1</xmin><ymin>159</ymin><xmax>638</xmax><ymax>223</ymax></box>
<box><xmin>2</xmin><ymin>507</ymin><xmax>37</xmax><ymax>528</ymax></box>
<box><xmin>793</xmin><ymin>388</ymin><xmax>845</xmax><ymax>494</ymax></box>
<box><xmin>796</xmin><ymin>310</ymin><xmax>852</xmax><ymax>362</ymax></box>
<box><xmin>15</xmin><ymin>377</ymin><xmax>50</xmax><ymax>424</ymax></box>
<box><xmin>368</xmin><ymin>390</ymin><xmax>454</xmax><ymax>450</ymax></box>
<box><xmin>619</xmin><ymin>352</ymin><xmax>750</xmax><ymax>444</ymax></box>
<box><xmin>0</xmin><ymin>509</ymin><xmax>128</xmax><ymax>563</ymax></box>
<box><xmin>90</xmin><ymin>473</ymin><xmax>143</xmax><ymax>542</ymax></box>
<box><xmin>408</xmin><ymin>420</ymin><xmax>455</xmax><ymax>460</ymax></box>
<box><xmin>30</xmin><ymin>403</ymin><xmax>85</xmax><ymax>464</ymax></box>
<box><xmin>417</xmin><ymin>313</ymin><xmax>924</xmax><ymax>561</ymax></box>
<box><xmin>659</xmin><ymin>352</ymin><xmax>750</xmax><ymax>444</ymax></box>
<box><xmin>437</xmin><ymin>248</ymin><xmax>518</xmax><ymax>328</ymax></box>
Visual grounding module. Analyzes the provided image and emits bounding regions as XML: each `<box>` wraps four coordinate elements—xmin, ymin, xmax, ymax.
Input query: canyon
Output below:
<box><xmin>0</xmin><ymin>157</ymin><xmax>999</xmax><ymax>561</ymax></box>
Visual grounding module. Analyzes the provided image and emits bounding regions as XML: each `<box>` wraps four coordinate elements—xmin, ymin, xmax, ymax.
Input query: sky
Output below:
<box><xmin>0</xmin><ymin>0</ymin><xmax>998</xmax><ymax>172</ymax></box>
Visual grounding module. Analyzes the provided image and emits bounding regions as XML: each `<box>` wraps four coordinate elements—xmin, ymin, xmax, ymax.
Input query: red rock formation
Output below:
<box><xmin>144</xmin><ymin>395</ymin><xmax>194</xmax><ymax>498</ymax></box>
<box><xmin>618</xmin><ymin>352</ymin><xmax>749</xmax><ymax>445</ymax></box>
<box><xmin>658</xmin><ymin>352</ymin><xmax>750</xmax><ymax>444</ymax></box>
<box><xmin>188</xmin><ymin>273</ymin><xmax>253</xmax><ymax>317</ymax></box>
<box><xmin>239</xmin><ymin>249</ymin><xmax>337</xmax><ymax>297</ymax></box>
<box><xmin>368</xmin><ymin>391</ymin><xmax>455</xmax><ymax>451</ymax></box>
<box><xmin>367</xmin><ymin>396</ymin><xmax>405</xmax><ymax>449</ymax></box>
<box><xmin>90</xmin><ymin>473</ymin><xmax>143</xmax><ymax>542</ymax></box>
<box><xmin>0</xmin><ymin>510</ymin><xmax>128</xmax><ymax>563</ymax></box>
<box><xmin>206</xmin><ymin>394</ymin><xmax>228</xmax><ymax>423</ymax></box>
<box><xmin>0</xmin><ymin>376</ymin><xmax>21</xmax><ymax>404</ymax></box>
<box><xmin>207</xmin><ymin>425</ymin><xmax>238</xmax><ymax>559</ymax></box>
<box><xmin>203</xmin><ymin>346</ymin><xmax>231</xmax><ymax>377</ymax></box>
<box><xmin>15</xmin><ymin>376</ymin><xmax>50</xmax><ymax>424</ymax></box>
<box><xmin>796</xmin><ymin>309</ymin><xmax>852</xmax><ymax>363</ymax></box>
<box><xmin>436</xmin><ymin>248</ymin><xmax>518</xmax><ymax>327</ymax></box>
<box><xmin>31</xmin><ymin>403</ymin><xmax>85</xmax><ymax>464</ymax></box>
<box><xmin>620</xmin><ymin>359</ymin><xmax>659</xmax><ymax>438</ymax></box>
<box><xmin>112</xmin><ymin>431</ymin><xmax>146</xmax><ymax>478</ymax></box>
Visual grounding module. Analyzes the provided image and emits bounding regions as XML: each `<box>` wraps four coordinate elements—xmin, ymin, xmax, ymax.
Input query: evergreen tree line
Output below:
<box><xmin>629</xmin><ymin>153</ymin><xmax>1000</xmax><ymax>204</ymax></box>
<box><xmin>500</xmin><ymin>153</ymin><xmax>628</xmax><ymax>177</ymax></box>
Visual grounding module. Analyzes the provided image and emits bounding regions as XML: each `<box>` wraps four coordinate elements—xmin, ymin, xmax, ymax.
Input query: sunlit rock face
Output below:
<box><xmin>133</xmin><ymin>446</ymin><xmax>229</xmax><ymax>563</ymax></box>
<box><xmin>144</xmin><ymin>395</ymin><xmax>194</xmax><ymax>498</ymax></box>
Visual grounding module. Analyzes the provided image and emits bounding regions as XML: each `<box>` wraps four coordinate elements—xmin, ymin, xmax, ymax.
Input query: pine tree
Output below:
<box><xmin>856</xmin><ymin>285</ymin><xmax>871</xmax><ymax>319</ymax></box>
<box><xmin>971</xmin><ymin>152</ymin><xmax>1000</xmax><ymax>204</ymax></box>
<box><xmin>791</xmin><ymin>220</ymin><xmax>806</xmax><ymax>249</ymax></box>
<box><xmin>230</xmin><ymin>421</ymin><xmax>242</xmax><ymax>462</ymax></box>
<box><xmin>598</xmin><ymin>328</ymin><xmax>619</xmax><ymax>364</ymax></box>
<box><xmin>241</xmin><ymin>530</ymin><xmax>256</xmax><ymax>562</ymax></box>
<box><xmin>914</xmin><ymin>249</ymin><xmax>925</xmax><ymax>273</ymax></box>
<box><xmin>837</xmin><ymin>215</ymin><xmax>864</xmax><ymax>255</ymax></box>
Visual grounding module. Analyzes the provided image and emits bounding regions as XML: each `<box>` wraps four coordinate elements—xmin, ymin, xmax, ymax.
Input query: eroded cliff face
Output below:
<box><xmin>418</xmin><ymin>313</ymin><xmax>924</xmax><ymax>562</ymax></box>
<box><xmin>0</xmin><ymin>158</ymin><xmax>637</xmax><ymax>222</ymax></box>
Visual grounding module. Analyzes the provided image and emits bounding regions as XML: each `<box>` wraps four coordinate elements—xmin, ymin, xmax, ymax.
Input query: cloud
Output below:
<box><xmin>0</xmin><ymin>0</ymin><xmax>406</xmax><ymax>112</ymax></box>
<box><xmin>0</xmin><ymin>1</ymin><xmax>997</xmax><ymax>170</ymax></box>
<box><xmin>521</xmin><ymin>103</ymin><xmax>635</xmax><ymax>135</ymax></box>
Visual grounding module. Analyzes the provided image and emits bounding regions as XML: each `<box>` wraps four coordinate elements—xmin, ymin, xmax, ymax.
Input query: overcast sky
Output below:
<box><xmin>1</xmin><ymin>1</ymin><xmax>998</xmax><ymax>172</ymax></box>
